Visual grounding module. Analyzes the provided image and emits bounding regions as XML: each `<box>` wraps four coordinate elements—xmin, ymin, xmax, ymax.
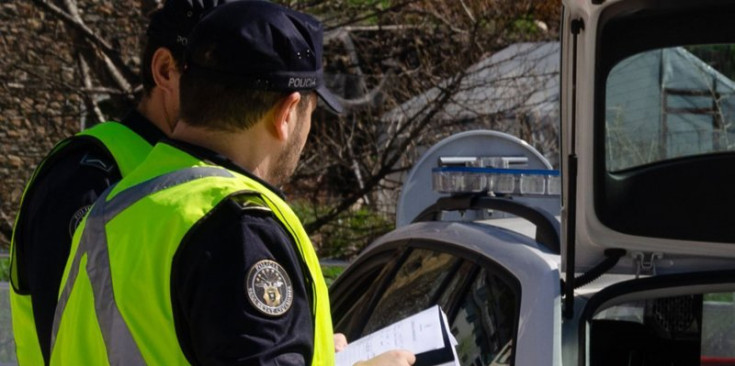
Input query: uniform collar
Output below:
<box><xmin>120</xmin><ymin>110</ymin><xmax>167</xmax><ymax>146</ymax></box>
<box><xmin>162</xmin><ymin>139</ymin><xmax>287</xmax><ymax>199</ymax></box>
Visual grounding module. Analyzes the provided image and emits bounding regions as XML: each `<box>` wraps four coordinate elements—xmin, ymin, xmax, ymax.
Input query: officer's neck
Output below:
<box><xmin>136</xmin><ymin>89</ymin><xmax>176</xmax><ymax>137</ymax></box>
<box><xmin>171</xmin><ymin>120</ymin><xmax>279</xmax><ymax>184</ymax></box>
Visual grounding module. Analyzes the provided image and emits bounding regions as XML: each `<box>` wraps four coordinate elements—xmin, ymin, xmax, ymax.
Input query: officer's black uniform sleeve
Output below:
<box><xmin>14</xmin><ymin>142</ymin><xmax>120</xmax><ymax>362</ymax></box>
<box><xmin>171</xmin><ymin>198</ymin><xmax>314</xmax><ymax>366</ymax></box>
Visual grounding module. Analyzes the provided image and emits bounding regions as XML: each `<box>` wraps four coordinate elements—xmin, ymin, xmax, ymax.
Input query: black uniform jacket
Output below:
<box><xmin>12</xmin><ymin>110</ymin><xmax>164</xmax><ymax>363</ymax></box>
<box><xmin>167</xmin><ymin>140</ymin><xmax>315</xmax><ymax>365</ymax></box>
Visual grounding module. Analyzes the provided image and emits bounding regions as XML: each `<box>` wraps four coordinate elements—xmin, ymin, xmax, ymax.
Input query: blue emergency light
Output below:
<box><xmin>397</xmin><ymin>130</ymin><xmax>561</xmax><ymax>227</ymax></box>
<box><xmin>432</xmin><ymin>166</ymin><xmax>561</xmax><ymax>195</ymax></box>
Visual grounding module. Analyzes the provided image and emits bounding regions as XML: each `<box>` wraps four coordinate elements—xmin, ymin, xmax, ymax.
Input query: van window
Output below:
<box><xmin>605</xmin><ymin>45</ymin><xmax>735</xmax><ymax>172</ymax></box>
<box><xmin>596</xmin><ymin>10</ymin><xmax>735</xmax><ymax>243</ymax></box>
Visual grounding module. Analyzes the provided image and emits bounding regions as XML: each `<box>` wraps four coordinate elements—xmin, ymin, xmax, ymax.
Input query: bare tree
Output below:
<box><xmin>291</xmin><ymin>0</ymin><xmax>560</xmax><ymax>257</ymax></box>
<box><xmin>0</xmin><ymin>1</ymin><xmax>148</xmax><ymax>247</ymax></box>
<box><xmin>0</xmin><ymin>0</ymin><xmax>560</xmax><ymax>256</ymax></box>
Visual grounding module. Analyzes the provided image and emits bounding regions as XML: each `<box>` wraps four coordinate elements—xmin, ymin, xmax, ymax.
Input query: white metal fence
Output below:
<box><xmin>0</xmin><ymin>283</ymin><xmax>16</xmax><ymax>365</ymax></box>
<box><xmin>0</xmin><ymin>250</ymin><xmax>16</xmax><ymax>365</ymax></box>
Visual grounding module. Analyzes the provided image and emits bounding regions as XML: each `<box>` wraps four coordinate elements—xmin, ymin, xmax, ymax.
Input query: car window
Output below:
<box><xmin>331</xmin><ymin>252</ymin><xmax>398</xmax><ymax>335</ymax></box>
<box><xmin>451</xmin><ymin>268</ymin><xmax>517</xmax><ymax>366</ymax></box>
<box><xmin>701</xmin><ymin>292</ymin><xmax>735</xmax><ymax>363</ymax></box>
<box><xmin>363</xmin><ymin>248</ymin><xmax>462</xmax><ymax>334</ymax></box>
<box><xmin>360</xmin><ymin>246</ymin><xmax>520</xmax><ymax>366</ymax></box>
<box><xmin>590</xmin><ymin>292</ymin><xmax>735</xmax><ymax>366</ymax></box>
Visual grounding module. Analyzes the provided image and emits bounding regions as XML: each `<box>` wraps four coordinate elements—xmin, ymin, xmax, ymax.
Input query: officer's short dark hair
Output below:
<box><xmin>179</xmin><ymin>46</ymin><xmax>314</xmax><ymax>131</ymax></box>
<box><xmin>178</xmin><ymin>73</ymin><xmax>295</xmax><ymax>131</ymax></box>
<box><xmin>141</xmin><ymin>1</ymin><xmax>239</xmax><ymax>96</ymax></box>
<box><xmin>140</xmin><ymin>9</ymin><xmax>185</xmax><ymax>96</ymax></box>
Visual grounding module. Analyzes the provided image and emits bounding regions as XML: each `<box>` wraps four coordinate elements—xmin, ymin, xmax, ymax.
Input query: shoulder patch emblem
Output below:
<box><xmin>231</xmin><ymin>193</ymin><xmax>272</xmax><ymax>213</ymax></box>
<box><xmin>246</xmin><ymin>260</ymin><xmax>293</xmax><ymax>317</ymax></box>
<box><xmin>68</xmin><ymin>205</ymin><xmax>92</xmax><ymax>238</ymax></box>
<box><xmin>79</xmin><ymin>153</ymin><xmax>114</xmax><ymax>173</ymax></box>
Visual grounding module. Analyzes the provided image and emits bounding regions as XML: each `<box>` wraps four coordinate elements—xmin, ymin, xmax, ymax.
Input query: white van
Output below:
<box><xmin>330</xmin><ymin>1</ymin><xmax>735</xmax><ymax>365</ymax></box>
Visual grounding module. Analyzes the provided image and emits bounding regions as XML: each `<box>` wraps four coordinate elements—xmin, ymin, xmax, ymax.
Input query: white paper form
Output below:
<box><xmin>335</xmin><ymin>305</ymin><xmax>455</xmax><ymax>366</ymax></box>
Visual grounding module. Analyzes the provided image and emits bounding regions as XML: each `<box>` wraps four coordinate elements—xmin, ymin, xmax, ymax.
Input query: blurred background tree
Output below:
<box><xmin>0</xmin><ymin>0</ymin><xmax>560</xmax><ymax>260</ymax></box>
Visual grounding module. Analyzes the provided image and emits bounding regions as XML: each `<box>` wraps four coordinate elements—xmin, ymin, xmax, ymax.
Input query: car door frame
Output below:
<box><xmin>330</xmin><ymin>221</ymin><xmax>563</xmax><ymax>366</ymax></box>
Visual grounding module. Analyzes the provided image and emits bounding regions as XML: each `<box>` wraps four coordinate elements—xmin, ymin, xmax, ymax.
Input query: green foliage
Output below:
<box><xmin>346</xmin><ymin>0</ymin><xmax>390</xmax><ymax>7</ymax></box>
<box><xmin>321</xmin><ymin>265</ymin><xmax>346</xmax><ymax>287</ymax></box>
<box><xmin>292</xmin><ymin>202</ymin><xmax>394</xmax><ymax>260</ymax></box>
<box><xmin>0</xmin><ymin>257</ymin><xmax>8</xmax><ymax>282</ymax></box>
<box><xmin>303</xmin><ymin>0</ymin><xmax>393</xmax><ymax>26</ymax></box>
<box><xmin>511</xmin><ymin>15</ymin><xmax>542</xmax><ymax>35</ymax></box>
<box><xmin>705</xmin><ymin>292</ymin><xmax>734</xmax><ymax>303</ymax></box>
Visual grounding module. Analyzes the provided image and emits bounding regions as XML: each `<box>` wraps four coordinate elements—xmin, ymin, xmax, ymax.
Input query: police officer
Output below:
<box><xmin>8</xmin><ymin>1</ymin><xmax>238</xmax><ymax>364</ymax></box>
<box><xmin>50</xmin><ymin>1</ymin><xmax>415</xmax><ymax>365</ymax></box>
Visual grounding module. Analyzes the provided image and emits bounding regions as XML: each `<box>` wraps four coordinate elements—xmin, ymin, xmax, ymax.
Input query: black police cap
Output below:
<box><xmin>146</xmin><ymin>0</ymin><xmax>237</xmax><ymax>51</ymax></box>
<box><xmin>184</xmin><ymin>0</ymin><xmax>343</xmax><ymax>114</ymax></box>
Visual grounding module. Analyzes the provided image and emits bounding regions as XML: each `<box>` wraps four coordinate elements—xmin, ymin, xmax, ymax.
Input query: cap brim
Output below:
<box><xmin>316</xmin><ymin>85</ymin><xmax>344</xmax><ymax>114</ymax></box>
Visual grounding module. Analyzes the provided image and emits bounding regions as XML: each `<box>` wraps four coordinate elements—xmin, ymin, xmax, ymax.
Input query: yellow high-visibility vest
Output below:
<box><xmin>9</xmin><ymin>121</ymin><xmax>151</xmax><ymax>365</ymax></box>
<box><xmin>50</xmin><ymin>142</ymin><xmax>334</xmax><ymax>365</ymax></box>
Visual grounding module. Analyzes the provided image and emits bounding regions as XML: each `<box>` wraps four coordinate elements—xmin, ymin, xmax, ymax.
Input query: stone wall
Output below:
<box><xmin>0</xmin><ymin>1</ymin><xmax>145</xmax><ymax>247</ymax></box>
<box><xmin>1</xmin><ymin>3</ymin><xmax>76</xmax><ymax>247</ymax></box>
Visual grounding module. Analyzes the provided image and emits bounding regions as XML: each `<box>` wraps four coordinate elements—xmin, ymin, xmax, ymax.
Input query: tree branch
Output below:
<box><xmin>34</xmin><ymin>0</ymin><xmax>137</xmax><ymax>95</ymax></box>
<box><xmin>34</xmin><ymin>0</ymin><xmax>114</xmax><ymax>55</ymax></box>
<box><xmin>78</xmin><ymin>55</ymin><xmax>106</xmax><ymax>127</ymax></box>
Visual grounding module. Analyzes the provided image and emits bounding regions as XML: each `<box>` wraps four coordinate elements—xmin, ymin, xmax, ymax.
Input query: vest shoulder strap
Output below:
<box><xmin>77</xmin><ymin>122</ymin><xmax>152</xmax><ymax>176</ymax></box>
<box><xmin>9</xmin><ymin>123</ymin><xmax>142</xmax><ymax>291</ymax></box>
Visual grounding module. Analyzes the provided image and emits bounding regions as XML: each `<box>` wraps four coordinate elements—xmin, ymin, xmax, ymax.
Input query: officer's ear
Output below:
<box><xmin>150</xmin><ymin>48</ymin><xmax>180</xmax><ymax>96</ymax></box>
<box><xmin>272</xmin><ymin>92</ymin><xmax>301</xmax><ymax>143</ymax></box>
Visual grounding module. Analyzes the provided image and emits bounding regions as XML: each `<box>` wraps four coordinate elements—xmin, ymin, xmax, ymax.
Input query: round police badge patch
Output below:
<box><xmin>246</xmin><ymin>260</ymin><xmax>293</xmax><ymax>316</ymax></box>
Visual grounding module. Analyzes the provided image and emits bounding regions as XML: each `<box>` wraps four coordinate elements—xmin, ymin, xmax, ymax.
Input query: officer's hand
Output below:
<box><xmin>353</xmin><ymin>350</ymin><xmax>416</xmax><ymax>366</ymax></box>
<box><xmin>334</xmin><ymin>333</ymin><xmax>348</xmax><ymax>353</ymax></box>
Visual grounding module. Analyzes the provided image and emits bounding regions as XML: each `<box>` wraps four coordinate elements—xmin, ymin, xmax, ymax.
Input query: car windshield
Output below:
<box><xmin>605</xmin><ymin>44</ymin><xmax>735</xmax><ymax>172</ymax></box>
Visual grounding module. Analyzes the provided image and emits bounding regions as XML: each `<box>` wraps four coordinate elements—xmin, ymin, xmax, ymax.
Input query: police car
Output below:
<box><xmin>330</xmin><ymin>0</ymin><xmax>735</xmax><ymax>365</ymax></box>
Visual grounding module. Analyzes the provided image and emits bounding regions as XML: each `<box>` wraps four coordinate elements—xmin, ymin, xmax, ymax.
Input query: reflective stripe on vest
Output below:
<box><xmin>50</xmin><ymin>144</ymin><xmax>334</xmax><ymax>365</ymax></box>
<box><xmin>52</xmin><ymin>167</ymin><xmax>233</xmax><ymax>365</ymax></box>
<box><xmin>9</xmin><ymin>121</ymin><xmax>151</xmax><ymax>366</ymax></box>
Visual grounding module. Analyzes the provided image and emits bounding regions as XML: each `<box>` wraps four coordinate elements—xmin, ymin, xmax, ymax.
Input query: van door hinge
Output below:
<box><xmin>632</xmin><ymin>252</ymin><xmax>663</xmax><ymax>278</ymax></box>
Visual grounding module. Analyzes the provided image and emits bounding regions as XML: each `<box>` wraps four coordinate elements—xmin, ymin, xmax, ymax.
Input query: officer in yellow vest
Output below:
<box><xmin>50</xmin><ymin>1</ymin><xmax>415</xmax><ymax>365</ymax></box>
<box><xmin>8</xmin><ymin>1</ymin><xmax>239</xmax><ymax>365</ymax></box>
